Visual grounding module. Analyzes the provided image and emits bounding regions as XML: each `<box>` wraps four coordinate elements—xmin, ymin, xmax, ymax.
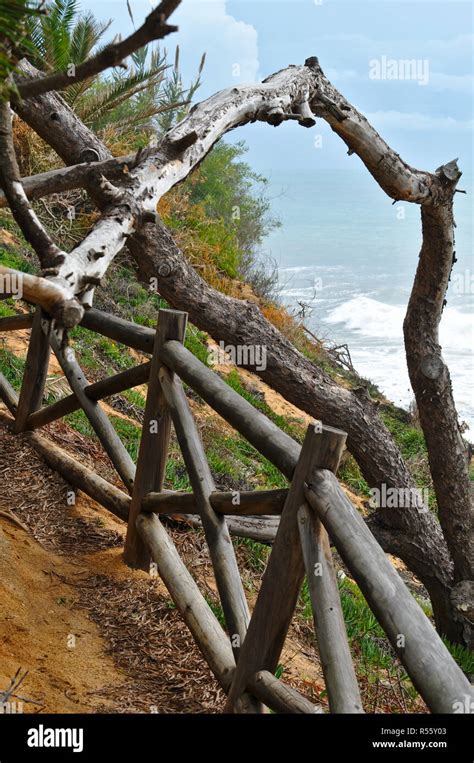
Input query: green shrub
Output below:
<box><xmin>0</xmin><ymin>247</ymin><xmax>34</xmax><ymax>273</ymax></box>
<box><xmin>110</xmin><ymin>417</ymin><xmax>141</xmax><ymax>462</ymax></box>
<box><xmin>0</xmin><ymin>347</ymin><xmax>25</xmax><ymax>389</ymax></box>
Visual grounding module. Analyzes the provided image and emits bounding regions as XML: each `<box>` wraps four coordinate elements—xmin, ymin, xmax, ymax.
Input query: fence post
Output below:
<box><xmin>123</xmin><ymin>309</ymin><xmax>187</xmax><ymax>569</ymax></box>
<box><xmin>48</xmin><ymin>328</ymin><xmax>136</xmax><ymax>492</ymax></box>
<box><xmin>225</xmin><ymin>423</ymin><xmax>347</xmax><ymax>711</ymax></box>
<box><xmin>305</xmin><ymin>470</ymin><xmax>474</xmax><ymax>713</ymax></box>
<box><xmin>298</xmin><ymin>501</ymin><xmax>362</xmax><ymax>712</ymax></box>
<box><xmin>14</xmin><ymin>307</ymin><xmax>50</xmax><ymax>432</ymax></box>
<box><xmin>158</xmin><ymin>368</ymin><xmax>253</xmax><ymax>659</ymax></box>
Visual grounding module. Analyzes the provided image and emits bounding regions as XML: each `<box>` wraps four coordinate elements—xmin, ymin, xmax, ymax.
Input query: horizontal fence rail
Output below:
<box><xmin>142</xmin><ymin>488</ymin><xmax>288</xmax><ymax>516</ymax></box>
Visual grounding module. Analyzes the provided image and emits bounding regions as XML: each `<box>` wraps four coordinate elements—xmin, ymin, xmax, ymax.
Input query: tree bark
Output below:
<box><xmin>403</xmin><ymin>198</ymin><xmax>473</xmax><ymax>647</ymax></box>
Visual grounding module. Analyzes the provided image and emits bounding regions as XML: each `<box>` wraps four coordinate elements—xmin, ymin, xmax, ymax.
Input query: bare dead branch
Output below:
<box><xmin>0</xmin><ymin>266</ymin><xmax>83</xmax><ymax>327</ymax></box>
<box><xmin>404</xmin><ymin>198</ymin><xmax>472</xmax><ymax>587</ymax></box>
<box><xmin>11</xmin><ymin>57</ymin><xmax>454</xmax><ymax>313</ymax></box>
<box><xmin>0</xmin><ymin>100</ymin><xmax>62</xmax><ymax>265</ymax></box>
<box><xmin>0</xmin><ymin>102</ymin><xmax>84</xmax><ymax>326</ymax></box>
<box><xmin>0</xmin><ymin>153</ymin><xmax>136</xmax><ymax>208</ymax></box>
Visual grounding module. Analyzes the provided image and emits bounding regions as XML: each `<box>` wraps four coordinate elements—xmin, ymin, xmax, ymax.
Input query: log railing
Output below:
<box><xmin>0</xmin><ymin>307</ymin><xmax>472</xmax><ymax>715</ymax></box>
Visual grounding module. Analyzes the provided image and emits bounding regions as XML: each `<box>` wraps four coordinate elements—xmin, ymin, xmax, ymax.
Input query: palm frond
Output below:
<box><xmin>0</xmin><ymin>0</ymin><xmax>44</xmax><ymax>94</ymax></box>
<box><xmin>66</xmin><ymin>18</ymin><xmax>112</xmax><ymax>105</ymax></box>
<box><xmin>155</xmin><ymin>47</ymin><xmax>206</xmax><ymax>133</ymax></box>
<box><xmin>27</xmin><ymin>0</ymin><xmax>109</xmax><ymax>74</ymax></box>
<box><xmin>76</xmin><ymin>60</ymin><xmax>170</xmax><ymax>125</ymax></box>
<box><xmin>21</xmin><ymin>3</ymin><xmax>205</xmax><ymax>137</ymax></box>
<box><xmin>80</xmin><ymin>76</ymin><xmax>165</xmax><ymax>127</ymax></box>
<box><xmin>69</xmin><ymin>13</ymin><xmax>111</xmax><ymax>65</ymax></box>
<box><xmin>44</xmin><ymin>0</ymin><xmax>78</xmax><ymax>69</ymax></box>
<box><xmin>97</xmin><ymin>100</ymin><xmax>187</xmax><ymax>135</ymax></box>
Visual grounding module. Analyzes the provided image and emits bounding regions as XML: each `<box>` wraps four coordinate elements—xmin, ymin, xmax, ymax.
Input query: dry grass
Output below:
<box><xmin>0</xmin><ymin>421</ymin><xmax>121</xmax><ymax>555</ymax></box>
<box><xmin>77</xmin><ymin>574</ymin><xmax>224</xmax><ymax>713</ymax></box>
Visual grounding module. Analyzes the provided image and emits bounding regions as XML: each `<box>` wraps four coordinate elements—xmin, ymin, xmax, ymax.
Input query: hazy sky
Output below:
<box><xmin>78</xmin><ymin>0</ymin><xmax>473</xmax><ymax>175</ymax></box>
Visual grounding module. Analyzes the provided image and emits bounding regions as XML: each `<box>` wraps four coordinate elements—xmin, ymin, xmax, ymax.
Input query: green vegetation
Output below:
<box><xmin>0</xmin><ymin>0</ymin><xmax>43</xmax><ymax>98</ymax></box>
<box><xmin>0</xmin><ymin>246</ymin><xmax>34</xmax><ymax>273</ymax></box>
<box><xmin>300</xmin><ymin>574</ymin><xmax>418</xmax><ymax>701</ymax></box>
<box><xmin>0</xmin><ymin>302</ymin><xmax>16</xmax><ymax>318</ymax></box>
<box><xmin>301</xmin><ymin>574</ymin><xmax>472</xmax><ymax>683</ymax></box>
<box><xmin>382</xmin><ymin>412</ymin><xmax>427</xmax><ymax>460</ymax></box>
<box><xmin>110</xmin><ymin>417</ymin><xmax>140</xmax><ymax>462</ymax></box>
<box><xmin>161</xmin><ymin>141</ymin><xmax>280</xmax><ymax>300</ymax></box>
<box><xmin>184</xmin><ymin>326</ymin><xmax>210</xmax><ymax>367</ymax></box>
<box><xmin>97</xmin><ymin>337</ymin><xmax>134</xmax><ymax>371</ymax></box>
<box><xmin>205</xmin><ymin>430</ymin><xmax>288</xmax><ymax>490</ymax></box>
<box><xmin>164</xmin><ymin>456</ymin><xmax>190</xmax><ymax>492</ymax></box>
<box><xmin>68</xmin><ymin>326</ymin><xmax>101</xmax><ymax>371</ymax></box>
<box><xmin>0</xmin><ymin>347</ymin><xmax>25</xmax><ymax>389</ymax></box>
<box><xmin>442</xmin><ymin>639</ymin><xmax>474</xmax><ymax>676</ymax></box>
<box><xmin>236</xmin><ymin>537</ymin><xmax>270</xmax><ymax>575</ymax></box>
<box><xmin>122</xmin><ymin>389</ymin><xmax>146</xmax><ymax>410</ymax></box>
<box><xmin>338</xmin><ymin>453</ymin><xmax>370</xmax><ymax>497</ymax></box>
<box><xmin>224</xmin><ymin>369</ymin><xmax>305</xmax><ymax>443</ymax></box>
<box><xmin>64</xmin><ymin>409</ymin><xmax>94</xmax><ymax>438</ymax></box>
<box><xmin>382</xmin><ymin>410</ymin><xmax>435</xmax><ymax>509</ymax></box>
<box><xmin>204</xmin><ymin>595</ymin><xmax>226</xmax><ymax>628</ymax></box>
<box><xmin>274</xmin><ymin>664</ymin><xmax>285</xmax><ymax>680</ymax></box>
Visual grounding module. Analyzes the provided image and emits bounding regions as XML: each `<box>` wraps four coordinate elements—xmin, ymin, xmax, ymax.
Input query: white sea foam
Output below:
<box><xmin>269</xmin><ymin>169</ymin><xmax>473</xmax><ymax>433</ymax></box>
<box><xmin>278</xmin><ymin>266</ymin><xmax>316</xmax><ymax>274</ymax></box>
<box><xmin>278</xmin><ymin>265</ymin><xmax>345</xmax><ymax>274</ymax></box>
<box><xmin>326</xmin><ymin>296</ymin><xmax>473</xmax><ymax>353</ymax></box>
<box><xmin>325</xmin><ymin>296</ymin><xmax>474</xmax><ymax>433</ymax></box>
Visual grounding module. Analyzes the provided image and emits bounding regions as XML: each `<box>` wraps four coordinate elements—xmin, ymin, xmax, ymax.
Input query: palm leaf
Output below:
<box><xmin>21</xmin><ymin>3</ymin><xmax>204</xmax><ymax>136</ymax></box>
<box><xmin>97</xmin><ymin>100</ymin><xmax>188</xmax><ymax>135</ymax></box>
<box><xmin>76</xmin><ymin>60</ymin><xmax>170</xmax><ymax>125</ymax></box>
<box><xmin>0</xmin><ymin>0</ymin><xmax>44</xmax><ymax>92</ymax></box>
<box><xmin>69</xmin><ymin>13</ymin><xmax>111</xmax><ymax>65</ymax></box>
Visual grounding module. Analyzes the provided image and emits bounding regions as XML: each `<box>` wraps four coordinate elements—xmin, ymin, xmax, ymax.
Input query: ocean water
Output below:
<box><xmin>261</xmin><ymin>169</ymin><xmax>474</xmax><ymax>433</ymax></box>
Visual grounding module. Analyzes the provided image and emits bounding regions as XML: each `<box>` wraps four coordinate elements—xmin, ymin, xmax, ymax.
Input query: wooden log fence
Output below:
<box><xmin>48</xmin><ymin>327</ymin><xmax>136</xmax><ymax>493</ymax></box>
<box><xmin>25</xmin><ymin>361</ymin><xmax>151</xmax><ymax>431</ymax></box>
<box><xmin>0</xmin><ymin>306</ymin><xmax>472</xmax><ymax>715</ymax></box>
<box><xmin>142</xmin><ymin>488</ymin><xmax>287</xmax><ymax>516</ymax></box>
<box><xmin>124</xmin><ymin>309</ymin><xmax>186</xmax><ymax>569</ymax></box>
<box><xmin>14</xmin><ymin>307</ymin><xmax>51</xmax><ymax>433</ymax></box>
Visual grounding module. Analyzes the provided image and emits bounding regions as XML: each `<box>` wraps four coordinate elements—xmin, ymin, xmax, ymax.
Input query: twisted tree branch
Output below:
<box><xmin>0</xmin><ymin>153</ymin><xmax>137</xmax><ymax>208</ymax></box>
<box><xmin>0</xmin><ymin>100</ymin><xmax>62</xmax><ymax>264</ymax></box>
